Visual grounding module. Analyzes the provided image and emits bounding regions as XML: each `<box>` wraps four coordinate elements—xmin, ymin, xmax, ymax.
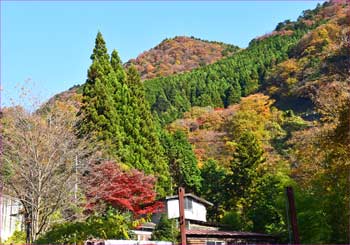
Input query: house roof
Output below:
<box><xmin>166</xmin><ymin>193</ymin><xmax>213</xmax><ymax>206</ymax></box>
<box><xmin>186</xmin><ymin>229</ymin><xmax>275</xmax><ymax>239</ymax></box>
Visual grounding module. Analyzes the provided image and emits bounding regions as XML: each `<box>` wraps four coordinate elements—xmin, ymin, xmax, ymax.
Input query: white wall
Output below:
<box><xmin>166</xmin><ymin>198</ymin><xmax>207</xmax><ymax>222</ymax></box>
<box><xmin>0</xmin><ymin>195</ymin><xmax>22</xmax><ymax>241</ymax></box>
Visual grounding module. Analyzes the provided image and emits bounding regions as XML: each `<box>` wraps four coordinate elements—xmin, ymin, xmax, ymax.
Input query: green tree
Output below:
<box><xmin>162</xmin><ymin>130</ymin><xmax>202</xmax><ymax>194</ymax></box>
<box><xmin>78</xmin><ymin>33</ymin><xmax>170</xmax><ymax>196</ymax></box>
<box><xmin>77</xmin><ymin>32</ymin><xmax>124</xmax><ymax>155</ymax></box>
<box><xmin>4</xmin><ymin>229</ymin><xmax>26</xmax><ymax>245</ymax></box>
<box><xmin>151</xmin><ymin>214</ymin><xmax>179</xmax><ymax>243</ymax></box>
<box><xmin>36</xmin><ymin>208</ymin><xmax>134</xmax><ymax>244</ymax></box>
<box><xmin>120</xmin><ymin>65</ymin><xmax>171</xmax><ymax>196</ymax></box>
<box><xmin>200</xmin><ymin>159</ymin><xmax>229</xmax><ymax>222</ymax></box>
<box><xmin>224</xmin><ymin>82</ymin><xmax>241</xmax><ymax>107</ymax></box>
<box><xmin>244</xmin><ymin>174</ymin><xmax>287</xmax><ymax>235</ymax></box>
<box><xmin>228</xmin><ymin>132</ymin><xmax>265</xmax><ymax>200</ymax></box>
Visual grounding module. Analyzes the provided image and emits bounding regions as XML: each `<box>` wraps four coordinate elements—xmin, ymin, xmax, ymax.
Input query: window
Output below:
<box><xmin>184</xmin><ymin>197</ymin><xmax>192</xmax><ymax>210</ymax></box>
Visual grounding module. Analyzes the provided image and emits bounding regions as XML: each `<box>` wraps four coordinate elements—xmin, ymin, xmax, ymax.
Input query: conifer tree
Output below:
<box><xmin>228</xmin><ymin>132</ymin><xmax>265</xmax><ymax>199</ymax></box>
<box><xmin>162</xmin><ymin>130</ymin><xmax>202</xmax><ymax>194</ymax></box>
<box><xmin>119</xmin><ymin>65</ymin><xmax>171</xmax><ymax>196</ymax></box>
<box><xmin>200</xmin><ymin>159</ymin><xmax>229</xmax><ymax>221</ymax></box>
<box><xmin>111</xmin><ymin>49</ymin><xmax>126</xmax><ymax>82</ymax></box>
<box><xmin>78</xmin><ymin>32</ymin><xmax>124</xmax><ymax>153</ymax></box>
<box><xmin>79</xmin><ymin>33</ymin><xmax>170</xmax><ymax>196</ymax></box>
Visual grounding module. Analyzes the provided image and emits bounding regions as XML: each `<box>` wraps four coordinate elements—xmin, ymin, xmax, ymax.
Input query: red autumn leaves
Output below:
<box><xmin>86</xmin><ymin>161</ymin><xmax>164</xmax><ymax>216</ymax></box>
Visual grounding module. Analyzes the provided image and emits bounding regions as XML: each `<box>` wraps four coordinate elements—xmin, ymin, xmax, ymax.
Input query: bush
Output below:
<box><xmin>36</xmin><ymin>209</ymin><xmax>135</xmax><ymax>244</ymax></box>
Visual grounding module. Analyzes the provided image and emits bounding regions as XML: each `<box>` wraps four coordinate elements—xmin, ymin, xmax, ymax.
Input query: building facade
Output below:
<box><xmin>166</xmin><ymin>193</ymin><xmax>276</xmax><ymax>245</ymax></box>
<box><xmin>0</xmin><ymin>195</ymin><xmax>23</xmax><ymax>242</ymax></box>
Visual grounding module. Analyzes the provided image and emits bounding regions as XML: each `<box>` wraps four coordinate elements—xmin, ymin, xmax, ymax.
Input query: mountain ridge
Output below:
<box><xmin>125</xmin><ymin>36</ymin><xmax>240</xmax><ymax>80</ymax></box>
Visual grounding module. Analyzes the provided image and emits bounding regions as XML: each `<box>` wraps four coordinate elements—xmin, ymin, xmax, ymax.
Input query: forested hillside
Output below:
<box><xmin>126</xmin><ymin>36</ymin><xmax>240</xmax><ymax>80</ymax></box>
<box><xmin>144</xmin><ymin>0</ymin><xmax>349</xmax><ymax>124</ymax></box>
<box><xmin>2</xmin><ymin>0</ymin><xmax>350</xmax><ymax>244</ymax></box>
<box><xmin>161</xmin><ymin>1</ymin><xmax>350</xmax><ymax>243</ymax></box>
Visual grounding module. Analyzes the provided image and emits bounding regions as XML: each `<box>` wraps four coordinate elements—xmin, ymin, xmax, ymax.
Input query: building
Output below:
<box><xmin>166</xmin><ymin>193</ymin><xmax>215</xmax><ymax>230</ymax></box>
<box><xmin>165</xmin><ymin>193</ymin><xmax>275</xmax><ymax>245</ymax></box>
<box><xmin>0</xmin><ymin>195</ymin><xmax>23</xmax><ymax>242</ymax></box>
<box><xmin>132</xmin><ymin>222</ymin><xmax>156</xmax><ymax>241</ymax></box>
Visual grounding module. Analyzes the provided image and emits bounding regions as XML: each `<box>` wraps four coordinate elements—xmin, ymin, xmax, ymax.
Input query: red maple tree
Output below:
<box><xmin>85</xmin><ymin>161</ymin><xmax>164</xmax><ymax>216</ymax></box>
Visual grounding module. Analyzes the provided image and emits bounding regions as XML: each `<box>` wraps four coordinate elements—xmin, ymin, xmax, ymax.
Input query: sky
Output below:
<box><xmin>1</xmin><ymin>0</ymin><xmax>324</xmax><ymax>108</ymax></box>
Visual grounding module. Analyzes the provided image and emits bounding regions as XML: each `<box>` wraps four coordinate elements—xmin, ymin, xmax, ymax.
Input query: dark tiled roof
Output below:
<box><xmin>186</xmin><ymin>229</ymin><xmax>274</xmax><ymax>238</ymax></box>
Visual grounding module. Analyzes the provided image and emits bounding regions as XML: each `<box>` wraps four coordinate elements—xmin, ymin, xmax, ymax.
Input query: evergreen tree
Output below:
<box><xmin>161</xmin><ymin>130</ymin><xmax>202</xmax><ymax>194</ymax></box>
<box><xmin>119</xmin><ymin>65</ymin><xmax>171</xmax><ymax>196</ymax></box>
<box><xmin>111</xmin><ymin>49</ymin><xmax>126</xmax><ymax>82</ymax></box>
<box><xmin>78</xmin><ymin>33</ymin><xmax>170</xmax><ymax>196</ymax></box>
<box><xmin>200</xmin><ymin>159</ymin><xmax>229</xmax><ymax>222</ymax></box>
<box><xmin>78</xmin><ymin>32</ymin><xmax>124</xmax><ymax>153</ymax></box>
<box><xmin>224</xmin><ymin>82</ymin><xmax>241</xmax><ymax>107</ymax></box>
<box><xmin>228</xmin><ymin>132</ymin><xmax>265</xmax><ymax>200</ymax></box>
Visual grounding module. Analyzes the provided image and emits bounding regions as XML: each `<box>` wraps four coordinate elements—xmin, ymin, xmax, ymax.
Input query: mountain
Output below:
<box><xmin>144</xmin><ymin>0</ymin><xmax>350</xmax><ymax>124</ymax></box>
<box><xmin>263</xmin><ymin>0</ymin><xmax>350</xmax><ymax>115</ymax></box>
<box><xmin>125</xmin><ymin>36</ymin><xmax>240</xmax><ymax>80</ymax></box>
<box><xmin>161</xmin><ymin>2</ymin><xmax>350</xmax><ymax>242</ymax></box>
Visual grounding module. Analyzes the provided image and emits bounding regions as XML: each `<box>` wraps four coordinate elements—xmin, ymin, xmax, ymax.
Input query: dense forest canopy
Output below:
<box><xmin>2</xmin><ymin>0</ymin><xmax>350</xmax><ymax>244</ymax></box>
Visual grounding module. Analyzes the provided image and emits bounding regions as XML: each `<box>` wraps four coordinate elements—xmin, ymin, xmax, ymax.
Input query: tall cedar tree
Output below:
<box><xmin>161</xmin><ymin>130</ymin><xmax>202</xmax><ymax>194</ymax></box>
<box><xmin>200</xmin><ymin>159</ymin><xmax>228</xmax><ymax>222</ymax></box>
<box><xmin>79</xmin><ymin>33</ymin><xmax>170</xmax><ymax>196</ymax></box>
<box><xmin>120</xmin><ymin>65</ymin><xmax>171</xmax><ymax>195</ymax></box>
<box><xmin>228</xmin><ymin>132</ymin><xmax>265</xmax><ymax>200</ymax></box>
<box><xmin>78</xmin><ymin>32</ymin><xmax>124</xmax><ymax>153</ymax></box>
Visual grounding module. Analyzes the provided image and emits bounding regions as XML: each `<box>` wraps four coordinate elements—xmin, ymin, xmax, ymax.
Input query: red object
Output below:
<box><xmin>86</xmin><ymin>161</ymin><xmax>164</xmax><ymax>216</ymax></box>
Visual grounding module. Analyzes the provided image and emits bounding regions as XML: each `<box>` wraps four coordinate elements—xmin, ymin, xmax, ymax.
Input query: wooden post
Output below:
<box><xmin>178</xmin><ymin>187</ymin><xmax>186</xmax><ymax>245</ymax></box>
<box><xmin>286</xmin><ymin>186</ymin><xmax>300</xmax><ymax>244</ymax></box>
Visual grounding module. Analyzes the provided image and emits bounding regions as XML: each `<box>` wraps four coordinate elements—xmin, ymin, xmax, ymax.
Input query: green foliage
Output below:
<box><xmin>200</xmin><ymin>159</ymin><xmax>229</xmax><ymax>221</ymax></box>
<box><xmin>229</xmin><ymin>132</ymin><xmax>265</xmax><ymax>199</ymax></box>
<box><xmin>221</xmin><ymin>210</ymin><xmax>243</xmax><ymax>231</ymax></box>
<box><xmin>151</xmin><ymin>214</ymin><xmax>179</xmax><ymax>243</ymax></box>
<box><xmin>4</xmin><ymin>229</ymin><xmax>26</xmax><ymax>244</ymax></box>
<box><xmin>78</xmin><ymin>32</ymin><xmax>171</xmax><ymax>196</ymax></box>
<box><xmin>161</xmin><ymin>130</ymin><xmax>202</xmax><ymax>193</ymax></box>
<box><xmin>294</xmin><ymin>186</ymin><xmax>333</xmax><ymax>244</ymax></box>
<box><xmin>145</xmin><ymin>30</ymin><xmax>307</xmax><ymax>125</ymax></box>
<box><xmin>244</xmin><ymin>174</ymin><xmax>287</xmax><ymax>235</ymax></box>
<box><xmin>225</xmin><ymin>132</ymin><xmax>290</xmax><ymax>237</ymax></box>
<box><xmin>78</xmin><ymin>31</ymin><xmax>124</xmax><ymax>152</ymax></box>
<box><xmin>118</xmin><ymin>66</ymin><xmax>171</xmax><ymax>195</ymax></box>
<box><xmin>36</xmin><ymin>209</ymin><xmax>134</xmax><ymax>244</ymax></box>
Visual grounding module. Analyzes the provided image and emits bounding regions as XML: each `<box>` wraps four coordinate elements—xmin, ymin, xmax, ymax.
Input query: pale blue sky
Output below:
<box><xmin>1</xmin><ymin>1</ymin><xmax>324</xmax><ymax>107</ymax></box>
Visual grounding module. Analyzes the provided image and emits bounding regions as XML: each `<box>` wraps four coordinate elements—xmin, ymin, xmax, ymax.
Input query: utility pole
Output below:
<box><xmin>178</xmin><ymin>187</ymin><xmax>186</xmax><ymax>245</ymax></box>
<box><xmin>286</xmin><ymin>186</ymin><xmax>300</xmax><ymax>244</ymax></box>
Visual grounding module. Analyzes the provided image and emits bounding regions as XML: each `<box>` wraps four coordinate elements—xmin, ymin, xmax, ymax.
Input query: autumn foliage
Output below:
<box><xmin>126</xmin><ymin>36</ymin><xmax>239</xmax><ymax>79</ymax></box>
<box><xmin>86</xmin><ymin>161</ymin><xmax>164</xmax><ymax>216</ymax></box>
